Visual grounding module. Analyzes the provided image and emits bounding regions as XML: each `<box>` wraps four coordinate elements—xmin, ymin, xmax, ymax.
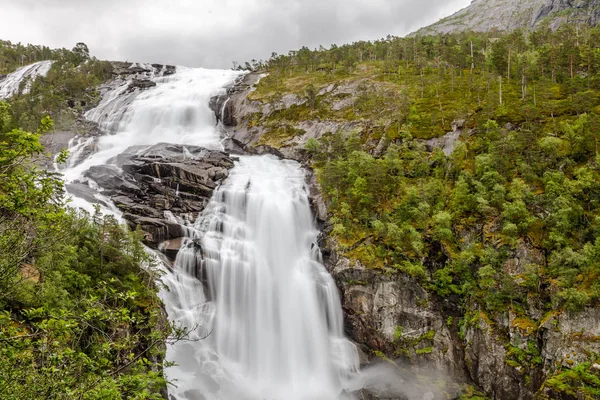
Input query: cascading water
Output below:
<box><xmin>61</xmin><ymin>63</ymin><xmax>361</xmax><ymax>400</ymax></box>
<box><xmin>0</xmin><ymin>60</ymin><xmax>53</xmax><ymax>99</ymax></box>
<box><xmin>63</xmin><ymin>65</ymin><xmax>236</xmax><ymax>183</ymax></box>
<box><xmin>163</xmin><ymin>156</ymin><xmax>359</xmax><ymax>400</ymax></box>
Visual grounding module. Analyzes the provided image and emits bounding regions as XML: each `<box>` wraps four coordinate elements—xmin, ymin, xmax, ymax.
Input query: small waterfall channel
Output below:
<box><xmin>60</xmin><ymin>63</ymin><xmax>361</xmax><ymax>400</ymax></box>
<box><xmin>0</xmin><ymin>60</ymin><xmax>53</xmax><ymax>99</ymax></box>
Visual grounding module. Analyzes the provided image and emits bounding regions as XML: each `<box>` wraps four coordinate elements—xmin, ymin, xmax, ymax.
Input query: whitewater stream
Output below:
<box><xmin>0</xmin><ymin>60</ymin><xmax>53</xmax><ymax>99</ymax></box>
<box><xmin>55</xmin><ymin>63</ymin><xmax>360</xmax><ymax>399</ymax></box>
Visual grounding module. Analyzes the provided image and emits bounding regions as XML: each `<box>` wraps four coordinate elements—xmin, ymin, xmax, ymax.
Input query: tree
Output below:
<box><xmin>72</xmin><ymin>42</ymin><xmax>90</xmax><ymax>63</ymax></box>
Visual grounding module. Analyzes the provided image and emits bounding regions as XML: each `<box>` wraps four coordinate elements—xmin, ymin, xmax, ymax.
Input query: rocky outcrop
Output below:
<box><xmin>422</xmin><ymin>120</ymin><xmax>466</xmax><ymax>157</ymax></box>
<box><xmin>415</xmin><ymin>0</ymin><xmax>600</xmax><ymax>36</ymax></box>
<box><xmin>210</xmin><ymin>74</ymin><xmax>370</xmax><ymax>162</ymax></box>
<box><xmin>322</xmin><ymin>243</ymin><xmax>466</xmax><ymax>398</ymax></box>
<box><xmin>128</xmin><ymin>78</ymin><xmax>157</xmax><ymax>91</ymax></box>
<box><xmin>80</xmin><ymin>143</ymin><xmax>235</xmax><ymax>251</ymax></box>
<box><xmin>209</xmin><ymin>72</ymin><xmax>264</xmax><ymax>127</ymax></box>
<box><xmin>111</xmin><ymin>62</ymin><xmax>176</xmax><ymax>77</ymax></box>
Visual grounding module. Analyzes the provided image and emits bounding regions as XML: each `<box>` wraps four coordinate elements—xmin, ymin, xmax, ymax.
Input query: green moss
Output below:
<box><xmin>542</xmin><ymin>362</ymin><xmax>600</xmax><ymax>398</ymax></box>
<box><xmin>393</xmin><ymin>326</ymin><xmax>403</xmax><ymax>340</ymax></box>
<box><xmin>416</xmin><ymin>346</ymin><xmax>433</xmax><ymax>355</ymax></box>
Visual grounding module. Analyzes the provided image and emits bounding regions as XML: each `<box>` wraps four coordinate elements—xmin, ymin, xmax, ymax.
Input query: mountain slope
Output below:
<box><xmin>416</xmin><ymin>0</ymin><xmax>600</xmax><ymax>35</ymax></box>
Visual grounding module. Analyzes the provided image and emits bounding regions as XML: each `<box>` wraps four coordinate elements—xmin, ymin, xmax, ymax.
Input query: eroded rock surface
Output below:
<box><xmin>415</xmin><ymin>0</ymin><xmax>600</xmax><ymax>36</ymax></box>
<box><xmin>81</xmin><ymin>143</ymin><xmax>235</xmax><ymax>250</ymax></box>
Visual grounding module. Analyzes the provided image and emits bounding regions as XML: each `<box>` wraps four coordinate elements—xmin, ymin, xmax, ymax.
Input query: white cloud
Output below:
<box><xmin>0</xmin><ymin>0</ymin><xmax>472</xmax><ymax>68</ymax></box>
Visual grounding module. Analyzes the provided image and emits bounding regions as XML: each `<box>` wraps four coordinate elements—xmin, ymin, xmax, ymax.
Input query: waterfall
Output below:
<box><xmin>0</xmin><ymin>60</ymin><xmax>53</xmax><ymax>99</ymax></box>
<box><xmin>60</xmin><ymin>64</ymin><xmax>360</xmax><ymax>400</ymax></box>
<box><xmin>62</xmin><ymin>65</ymin><xmax>237</xmax><ymax>183</ymax></box>
<box><xmin>219</xmin><ymin>97</ymin><xmax>230</xmax><ymax>123</ymax></box>
<box><xmin>163</xmin><ymin>156</ymin><xmax>359</xmax><ymax>400</ymax></box>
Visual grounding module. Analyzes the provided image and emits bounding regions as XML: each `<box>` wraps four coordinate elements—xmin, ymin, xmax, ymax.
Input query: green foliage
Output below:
<box><xmin>0</xmin><ymin>40</ymin><xmax>113</xmax><ymax>131</ymax></box>
<box><xmin>542</xmin><ymin>362</ymin><xmax>600</xmax><ymax>399</ymax></box>
<box><xmin>0</xmin><ymin>103</ymin><xmax>169</xmax><ymax>399</ymax></box>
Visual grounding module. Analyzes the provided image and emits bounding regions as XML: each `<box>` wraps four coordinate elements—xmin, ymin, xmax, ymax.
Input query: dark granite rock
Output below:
<box><xmin>83</xmin><ymin>143</ymin><xmax>235</xmax><ymax>250</ymax></box>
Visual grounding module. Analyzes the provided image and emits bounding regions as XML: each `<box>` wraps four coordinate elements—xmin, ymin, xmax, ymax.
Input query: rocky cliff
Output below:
<box><xmin>415</xmin><ymin>0</ymin><xmax>600</xmax><ymax>35</ymax></box>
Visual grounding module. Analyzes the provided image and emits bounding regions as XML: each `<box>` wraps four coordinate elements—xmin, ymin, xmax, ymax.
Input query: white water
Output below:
<box><xmin>0</xmin><ymin>60</ymin><xmax>53</xmax><ymax>99</ymax></box>
<box><xmin>163</xmin><ymin>156</ymin><xmax>359</xmax><ymax>400</ymax></box>
<box><xmin>62</xmin><ymin>64</ymin><xmax>361</xmax><ymax>400</ymax></box>
<box><xmin>63</xmin><ymin>65</ymin><xmax>238</xmax><ymax>183</ymax></box>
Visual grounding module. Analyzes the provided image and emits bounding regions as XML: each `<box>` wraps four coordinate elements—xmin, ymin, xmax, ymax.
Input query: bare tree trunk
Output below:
<box><xmin>588</xmin><ymin>53</ymin><xmax>592</xmax><ymax>88</ymax></box>
<box><xmin>437</xmin><ymin>86</ymin><xmax>445</xmax><ymax>127</ymax></box>
<box><xmin>507</xmin><ymin>49</ymin><xmax>511</xmax><ymax>82</ymax></box>
<box><xmin>470</xmin><ymin>40</ymin><xmax>475</xmax><ymax>73</ymax></box>
<box><xmin>420</xmin><ymin>68</ymin><xmax>425</xmax><ymax>99</ymax></box>
<box><xmin>521</xmin><ymin>68</ymin><xmax>526</xmax><ymax>100</ymax></box>
<box><xmin>499</xmin><ymin>76</ymin><xmax>503</xmax><ymax>106</ymax></box>
<box><xmin>570</xmin><ymin>54</ymin><xmax>574</xmax><ymax>79</ymax></box>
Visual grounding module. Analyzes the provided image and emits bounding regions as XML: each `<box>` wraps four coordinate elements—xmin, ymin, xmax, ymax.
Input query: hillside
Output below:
<box><xmin>216</xmin><ymin>25</ymin><xmax>600</xmax><ymax>398</ymax></box>
<box><xmin>415</xmin><ymin>0</ymin><xmax>600</xmax><ymax>35</ymax></box>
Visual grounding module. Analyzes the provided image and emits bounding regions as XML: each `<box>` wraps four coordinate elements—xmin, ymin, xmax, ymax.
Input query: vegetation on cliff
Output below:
<box><xmin>244</xmin><ymin>24</ymin><xmax>600</xmax><ymax>398</ymax></box>
<box><xmin>0</xmin><ymin>44</ymin><xmax>171</xmax><ymax>399</ymax></box>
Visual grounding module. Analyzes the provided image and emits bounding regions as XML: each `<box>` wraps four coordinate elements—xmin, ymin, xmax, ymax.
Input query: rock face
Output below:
<box><xmin>210</xmin><ymin>73</ymin><xmax>370</xmax><ymax>163</ymax></box>
<box><xmin>110</xmin><ymin>62</ymin><xmax>176</xmax><ymax>77</ymax></box>
<box><xmin>209</xmin><ymin>72</ymin><xmax>264</xmax><ymax>128</ymax></box>
<box><xmin>128</xmin><ymin>78</ymin><xmax>157</xmax><ymax>91</ymax></box>
<box><xmin>323</xmin><ymin>243</ymin><xmax>466</xmax><ymax>398</ymax></box>
<box><xmin>422</xmin><ymin>120</ymin><xmax>466</xmax><ymax>157</ymax></box>
<box><xmin>81</xmin><ymin>143</ymin><xmax>235</xmax><ymax>251</ymax></box>
<box><xmin>319</xmin><ymin>218</ymin><xmax>600</xmax><ymax>398</ymax></box>
<box><xmin>415</xmin><ymin>0</ymin><xmax>600</xmax><ymax>36</ymax></box>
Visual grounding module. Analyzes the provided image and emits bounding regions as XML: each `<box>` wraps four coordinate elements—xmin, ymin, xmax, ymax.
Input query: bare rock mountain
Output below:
<box><xmin>415</xmin><ymin>0</ymin><xmax>600</xmax><ymax>35</ymax></box>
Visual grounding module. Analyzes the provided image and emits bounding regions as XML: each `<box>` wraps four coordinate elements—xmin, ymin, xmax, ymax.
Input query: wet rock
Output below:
<box><xmin>65</xmin><ymin>182</ymin><xmax>112</xmax><ymax>208</ymax></box>
<box><xmin>39</xmin><ymin>130</ymin><xmax>76</xmax><ymax>157</ymax></box>
<box><xmin>159</xmin><ymin>237</ymin><xmax>187</xmax><ymax>261</ymax></box>
<box><xmin>128</xmin><ymin>78</ymin><xmax>157</xmax><ymax>91</ymax></box>
<box><xmin>85</xmin><ymin>165</ymin><xmax>143</xmax><ymax>195</ymax></box>
<box><xmin>324</xmin><ymin>245</ymin><xmax>466</xmax><ymax>383</ymax></box>
<box><xmin>123</xmin><ymin>215</ymin><xmax>185</xmax><ymax>244</ymax></box>
<box><xmin>111</xmin><ymin>61</ymin><xmax>176</xmax><ymax>78</ymax></box>
<box><xmin>209</xmin><ymin>72</ymin><xmax>262</xmax><ymax>127</ymax></box>
<box><xmin>84</xmin><ymin>143</ymin><xmax>235</xmax><ymax>249</ymax></box>
<box><xmin>307</xmin><ymin>170</ymin><xmax>328</xmax><ymax>223</ymax></box>
<box><xmin>182</xmin><ymin>389</ymin><xmax>206</xmax><ymax>400</ymax></box>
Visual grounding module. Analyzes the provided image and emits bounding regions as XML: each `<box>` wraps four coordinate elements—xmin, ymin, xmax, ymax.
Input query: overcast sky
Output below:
<box><xmin>0</xmin><ymin>0</ymin><xmax>471</xmax><ymax>69</ymax></box>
